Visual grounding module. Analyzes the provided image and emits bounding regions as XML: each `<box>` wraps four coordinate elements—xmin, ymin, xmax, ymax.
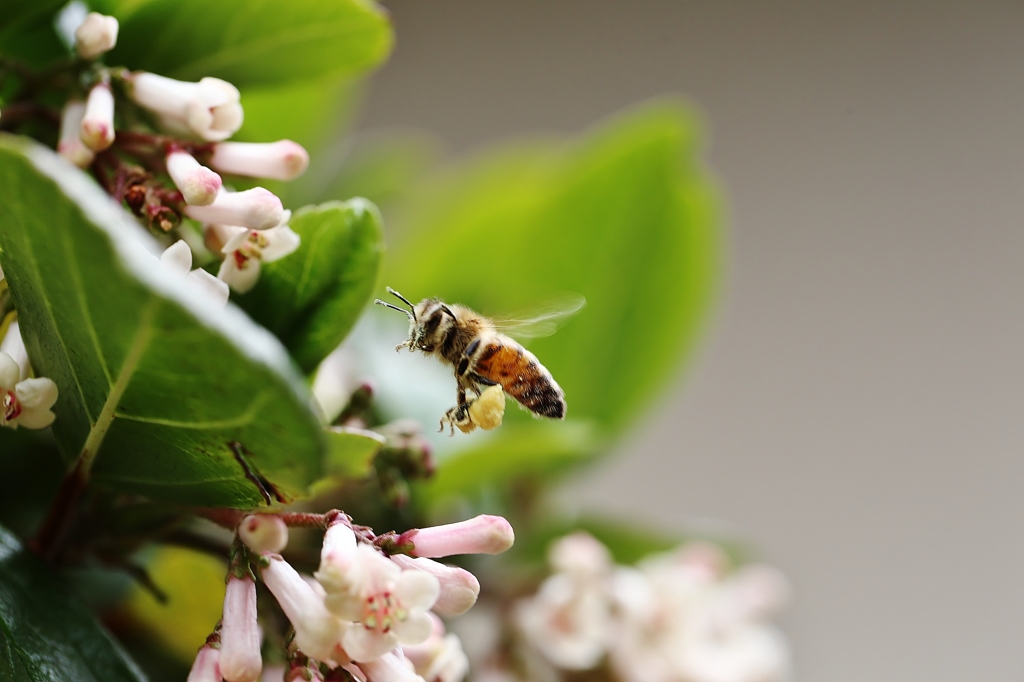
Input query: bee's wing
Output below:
<box><xmin>493</xmin><ymin>292</ymin><xmax>586</xmax><ymax>340</ymax></box>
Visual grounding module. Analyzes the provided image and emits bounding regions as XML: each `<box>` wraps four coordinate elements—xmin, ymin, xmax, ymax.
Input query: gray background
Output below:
<box><xmin>355</xmin><ymin>2</ymin><xmax>1024</xmax><ymax>680</ymax></box>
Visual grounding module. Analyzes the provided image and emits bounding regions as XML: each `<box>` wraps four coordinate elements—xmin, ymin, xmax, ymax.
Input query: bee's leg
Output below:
<box><xmin>440</xmin><ymin>384</ymin><xmax>476</xmax><ymax>435</ymax></box>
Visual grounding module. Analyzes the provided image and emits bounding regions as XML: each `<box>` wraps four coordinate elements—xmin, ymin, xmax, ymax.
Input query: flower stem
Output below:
<box><xmin>30</xmin><ymin>457</ymin><xmax>88</xmax><ymax>561</ymax></box>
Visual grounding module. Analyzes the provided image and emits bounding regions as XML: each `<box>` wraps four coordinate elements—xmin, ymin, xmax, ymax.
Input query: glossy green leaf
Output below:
<box><xmin>0</xmin><ymin>0</ymin><xmax>68</xmax><ymax>66</ymax></box>
<box><xmin>387</xmin><ymin>101</ymin><xmax>722</xmax><ymax>434</ymax></box>
<box><xmin>0</xmin><ymin>525</ymin><xmax>146</xmax><ymax>681</ymax></box>
<box><xmin>417</xmin><ymin>421</ymin><xmax>602</xmax><ymax>507</ymax></box>
<box><xmin>236</xmin><ymin>200</ymin><xmax>384</xmax><ymax>374</ymax></box>
<box><xmin>103</xmin><ymin>0</ymin><xmax>393</xmax><ymax>87</ymax></box>
<box><xmin>0</xmin><ymin>135</ymin><xmax>324</xmax><ymax>507</ymax></box>
<box><xmin>322</xmin><ymin>426</ymin><xmax>384</xmax><ymax>480</ymax></box>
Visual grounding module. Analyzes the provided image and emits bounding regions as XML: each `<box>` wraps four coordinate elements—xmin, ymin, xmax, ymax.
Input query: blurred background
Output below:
<box><xmin>352</xmin><ymin>2</ymin><xmax>1024</xmax><ymax>681</ymax></box>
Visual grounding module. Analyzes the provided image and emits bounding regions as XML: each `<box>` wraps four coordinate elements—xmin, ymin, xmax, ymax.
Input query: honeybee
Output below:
<box><xmin>374</xmin><ymin>287</ymin><xmax>583</xmax><ymax>434</ymax></box>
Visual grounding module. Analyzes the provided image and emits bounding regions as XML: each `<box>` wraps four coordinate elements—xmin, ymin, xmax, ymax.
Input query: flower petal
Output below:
<box><xmin>217</xmin><ymin>254</ymin><xmax>261</xmax><ymax>293</ymax></box>
<box><xmin>160</xmin><ymin>240</ymin><xmax>193</xmax><ymax>277</ymax></box>
<box><xmin>14</xmin><ymin>378</ymin><xmax>58</xmax><ymax>410</ymax></box>
<box><xmin>260</xmin><ymin>226</ymin><xmax>301</xmax><ymax>262</ymax></box>
<box><xmin>0</xmin><ymin>352</ymin><xmax>20</xmax><ymax>390</ymax></box>
<box><xmin>392</xmin><ymin>610</ymin><xmax>434</xmax><ymax>646</ymax></box>
<box><xmin>395</xmin><ymin>570</ymin><xmax>440</xmax><ymax>612</ymax></box>
<box><xmin>343</xmin><ymin>625</ymin><xmax>398</xmax><ymax>662</ymax></box>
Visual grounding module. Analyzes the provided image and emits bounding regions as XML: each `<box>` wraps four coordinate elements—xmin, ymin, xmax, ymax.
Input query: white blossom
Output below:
<box><xmin>0</xmin><ymin>351</ymin><xmax>57</xmax><ymax>430</ymax></box>
<box><xmin>358</xmin><ymin>651</ymin><xmax>427</xmax><ymax>682</ymax></box>
<box><xmin>159</xmin><ymin>240</ymin><xmax>230</xmax><ymax>307</ymax></box>
<box><xmin>57</xmin><ymin>100</ymin><xmax>94</xmax><ymax>168</ymax></box>
<box><xmin>209</xmin><ymin>140</ymin><xmax>310</xmax><ymax>181</ymax></box>
<box><xmin>127</xmin><ymin>72</ymin><xmax>243</xmax><ymax>141</ymax></box>
<box><xmin>402</xmin><ymin>616</ymin><xmax>469</xmax><ymax>682</ymax></box>
<box><xmin>317</xmin><ymin>544</ymin><xmax>439</xmax><ymax>662</ymax></box>
<box><xmin>80</xmin><ymin>82</ymin><xmax>115</xmax><ymax>151</ymax></box>
<box><xmin>74</xmin><ymin>12</ymin><xmax>118</xmax><ymax>60</ymax></box>
<box><xmin>216</xmin><ymin>224</ymin><xmax>300</xmax><ymax>293</ymax></box>
<box><xmin>390</xmin><ymin>555</ymin><xmax>479</xmax><ymax>617</ymax></box>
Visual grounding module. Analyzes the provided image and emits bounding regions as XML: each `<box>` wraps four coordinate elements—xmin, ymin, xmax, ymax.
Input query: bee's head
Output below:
<box><xmin>374</xmin><ymin>288</ymin><xmax>455</xmax><ymax>353</ymax></box>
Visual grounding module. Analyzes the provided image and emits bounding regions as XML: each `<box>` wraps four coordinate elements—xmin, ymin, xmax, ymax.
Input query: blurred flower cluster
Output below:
<box><xmin>466</xmin><ymin>533</ymin><xmax>790</xmax><ymax>682</ymax></box>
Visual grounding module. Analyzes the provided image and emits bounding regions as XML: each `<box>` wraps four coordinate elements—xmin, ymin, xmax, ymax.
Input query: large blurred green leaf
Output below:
<box><xmin>387</xmin><ymin>102</ymin><xmax>722</xmax><ymax>433</ymax></box>
<box><xmin>102</xmin><ymin>0</ymin><xmax>393</xmax><ymax>87</ymax></box>
<box><xmin>0</xmin><ymin>525</ymin><xmax>146</xmax><ymax>681</ymax></box>
<box><xmin>416</xmin><ymin>421</ymin><xmax>602</xmax><ymax>509</ymax></box>
<box><xmin>0</xmin><ymin>0</ymin><xmax>68</xmax><ymax>66</ymax></box>
<box><xmin>236</xmin><ymin>200</ymin><xmax>383</xmax><ymax>374</ymax></box>
<box><xmin>0</xmin><ymin>135</ymin><xmax>324</xmax><ymax>507</ymax></box>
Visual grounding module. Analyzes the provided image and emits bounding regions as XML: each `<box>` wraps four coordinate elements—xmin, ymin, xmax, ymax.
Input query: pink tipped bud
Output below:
<box><xmin>390</xmin><ymin>554</ymin><xmax>480</xmax><ymax>616</ymax></box>
<box><xmin>209</xmin><ymin>140</ymin><xmax>310</xmax><ymax>181</ymax></box>
<box><xmin>238</xmin><ymin>514</ymin><xmax>289</xmax><ymax>554</ymax></box>
<box><xmin>184</xmin><ymin>188</ymin><xmax>287</xmax><ymax>231</ymax></box>
<box><xmin>187</xmin><ymin>644</ymin><xmax>221</xmax><ymax>682</ymax></box>
<box><xmin>402</xmin><ymin>515</ymin><xmax>515</xmax><ymax>559</ymax></box>
<box><xmin>167</xmin><ymin>150</ymin><xmax>222</xmax><ymax>206</ymax></box>
<box><xmin>220</xmin><ymin>575</ymin><xmax>262</xmax><ymax>682</ymax></box>
<box><xmin>57</xmin><ymin>100</ymin><xmax>94</xmax><ymax>168</ymax></box>
<box><xmin>260</xmin><ymin>555</ymin><xmax>345</xmax><ymax>662</ymax></box>
<box><xmin>74</xmin><ymin>12</ymin><xmax>118</xmax><ymax>59</ymax></box>
<box><xmin>80</xmin><ymin>83</ymin><xmax>115</xmax><ymax>151</ymax></box>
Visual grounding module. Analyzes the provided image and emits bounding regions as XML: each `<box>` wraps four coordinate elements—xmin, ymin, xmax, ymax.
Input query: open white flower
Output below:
<box><xmin>0</xmin><ymin>351</ymin><xmax>58</xmax><ymax>430</ymax></box>
<box><xmin>127</xmin><ymin>72</ymin><xmax>243</xmax><ymax>141</ymax></box>
<box><xmin>160</xmin><ymin>240</ymin><xmax>230</xmax><ymax>307</ymax></box>
<box><xmin>216</xmin><ymin>224</ymin><xmax>300</xmax><ymax>293</ymax></box>
<box><xmin>317</xmin><ymin>544</ymin><xmax>440</xmax><ymax>662</ymax></box>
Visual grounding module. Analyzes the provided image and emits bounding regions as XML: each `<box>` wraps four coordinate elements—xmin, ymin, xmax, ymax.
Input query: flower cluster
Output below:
<box><xmin>188</xmin><ymin>512</ymin><xmax>514</xmax><ymax>682</ymax></box>
<box><xmin>58</xmin><ymin>12</ymin><xmax>307</xmax><ymax>297</ymax></box>
<box><xmin>475</xmin><ymin>533</ymin><xmax>791</xmax><ymax>682</ymax></box>
<box><xmin>0</xmin><ymin>319</ymin><xmax>58</xmax><ymax>431</ymax></box>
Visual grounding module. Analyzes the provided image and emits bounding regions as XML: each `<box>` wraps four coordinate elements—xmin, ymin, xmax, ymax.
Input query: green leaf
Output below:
<box><xmin>236</xmin><ymin>200</ymin><xmax>384</xmax><ymax>374</ymax></box>
<box><xmin>104</xmin><ymin>0</ymin><xmax>393</xmax><ymax>87</ymax></box>
<box><xmin>417</xmin><ymin>421</ymin><xmax>602</xmax><ymax>508</ymax></box>
<box><xmin>0</xmin><ymin>0</ymin><xmax>68</xmax><ymax>66</ymax></box>
<box><xmin>322</xmin><ymin>426</ymin><xmax>384</xmax><ymax>480</ymax></box>
<box><xmin>0</xmin><ymin>134</ymin><xmax>324</xmax><ymax>507</ymax></box>
<box><xmin>0</xmin><ymin>525</ymin><xmax>146</xmax><ymax>681</ymax></box>
<box><xmin>386</xmin><ymin>101</ymin><xmax>722</xmax><ymax>434</ymax></box>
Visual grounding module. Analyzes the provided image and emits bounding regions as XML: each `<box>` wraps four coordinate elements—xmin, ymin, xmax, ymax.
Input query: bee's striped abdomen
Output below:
<box><xmin>470</xmin><ymin>337</ymin><xmax>565</xmax><ymax>419</ymax></box>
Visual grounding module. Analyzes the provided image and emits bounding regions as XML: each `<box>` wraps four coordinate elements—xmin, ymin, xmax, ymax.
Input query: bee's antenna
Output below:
<box><xmin>374</xmin><ymin>299</ymin><xmax>415</xmax><ymax>322</ymax></box>
<box><xmin>387</xmin><ymin>287</ymin><xmax>416</xmax><ymax>309</ymax></box>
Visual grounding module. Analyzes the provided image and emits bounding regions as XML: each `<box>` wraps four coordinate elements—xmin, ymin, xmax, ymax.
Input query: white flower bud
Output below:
<box><xmin>238</xmin><ymin>514</ymin><xmax>289</xmax><ymax>554</ymax></box>
<box><xmin>390</xmin><ymin>554</ymin><xmax>480</xmax><ymax>617</ymax></box>
<box><xmin>166</xmin><ymin>150</ymin><xmax>222</xmax><ymax>206</ymax></box>
<box><xmin>58</xmin><ymin>101</ymin><xmax>94</xmax><ymax>168</ymax></box>
<box><xmin>209</xmin><ymin>140</ymin><xmax>310</xmax><ymax>181</ymax></box>
<box><xmin>80</xmin><ymin>83</ymin><xmax>115</xmax><ymax>151</ymax></box>
<box><xmin>184</xmin><ymin>188</ymin><xmax>287</xmax><ymax>231</ymax></box>
<box><xmin>74</xmin><ymin>12</ymin><xmax>118</xmax><ymax>60</ymax></box>
<box><xmin>128</xmin><ymin>72</ymin><xmax>243</xmax><ymax>141</ymax></box>
<box><xmin>220</xmin><ymin>575</ymin><xmax>262</xmax><ymax>682</ymax></box>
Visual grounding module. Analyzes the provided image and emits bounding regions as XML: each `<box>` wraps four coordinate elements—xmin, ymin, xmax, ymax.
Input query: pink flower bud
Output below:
<box><xmin>209</xmin><ymin>140</ymin><xmax>310</xmax><ymax>181</ymax></box>
<box><xmin>187</xmin><ymin>644</ymin><xmax>221</xmax><ymax>682</ymax></box>
<box><xmin>127</xmin><ymin>72</ymin><xmax>243</xmax><ymax>141</ymax></box>
<box><xmin>57</xmin><ymin>101</ymin><xmax>94</xmax><ymax>168</ymax></box>
<box><xmin>260</xmin><ymin>555</ymin><xmax>346</xmax><ymax>662</ymax></box>
<box><xmin>74</xmin><ymin>12</ymin><xmax>118</xmax><ymax>59</ymax></box>
<box><xmin>167</xmin><ymin>150</ymin><xmax>222</xmax><ymax>206</ymax></box>
<box><xmin>220</xmin><ymin>575</ymin><xmax>262</xmax><ymax>682</ymax></box>
<box><xmin>184</xmin><ymin>188</ymin><xmax>287</xmax><ymax>231</ymax></box>
<box><xmin>402</xmin><ymin>515</ymin><xmax>514</xmax><ymax>558</ymax></box>
<box><xmin>80</xmin><ymin>83</ymin><xmax>115</xmax><ymax>151</ymax></box>
<box><xmin>390</xmin><ymin>555</ymin><xmax>479</xmax><ymax>617</ymax></box>
<box><xmin>238</xmin><ymin>514</ymin><xmax>289</xmax><ymax>554</ymax></box>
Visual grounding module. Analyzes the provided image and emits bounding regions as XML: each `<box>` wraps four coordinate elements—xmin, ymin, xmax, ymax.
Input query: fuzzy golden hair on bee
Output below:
<box><xmin>374</xmin><ymin>287</ymin><xmax>583</xmax><ymax>434</ymax></box>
